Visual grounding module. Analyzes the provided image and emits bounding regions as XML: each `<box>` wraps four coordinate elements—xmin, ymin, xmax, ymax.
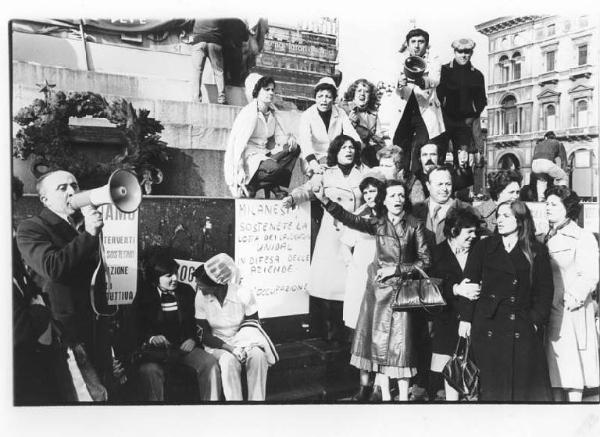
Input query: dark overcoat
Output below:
<box><xmin>325</xmin><ymin>202</ymin><xmax>430</xmax><ymax>369</ymax></box>
<box><xmin>16</xmin><ymin>207</ymin><xmax>100</xmax><ymax>347</ymax></box>
<box><xmin>430</xmin><ymin>240</ymin><xmax>468</xmax><ymax>356</ymax></box>
<box><xmin>459</xmin><ymin>236</ymin><xmax>554</xmax><ymax>401</ymax></box>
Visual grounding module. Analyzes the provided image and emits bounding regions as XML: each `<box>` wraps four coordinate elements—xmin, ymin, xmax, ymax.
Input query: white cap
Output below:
<box><xmin>245</xmin><ymin>72</ymin><xmax>263</xmax><ymax>101</ymax></box>
<box><xmin>315</xmin><ymin>76</ymin><xmax>337</xmax><ymax>89</ymax></box>
<box><xmin>204</xmin><ymin>253</ymin><xmax>237</xmax><ymax>285</ymax></box>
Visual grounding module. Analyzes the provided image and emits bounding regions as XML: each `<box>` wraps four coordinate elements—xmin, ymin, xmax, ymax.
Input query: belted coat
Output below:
<box><xmin>325</xmin><ymin>202</ymin><xmax>430</xmax><ymax>375</ymax></box>
<box><xmin>459</xmin><ymin>236</ymin><xmax>554</xmax><ymax>401</ymax></box>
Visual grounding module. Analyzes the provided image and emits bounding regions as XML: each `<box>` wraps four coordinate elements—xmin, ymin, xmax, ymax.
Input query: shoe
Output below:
<box><xmin>434</xmin><ymin>389</ymin><xmax>446</xmax><ymax>401</ymax></box>
<box><xmin>409</xmin><ymin>385</ymin><xmax>429</xmax><ymax>402</ymax></box>
<box><xmin>368</xmin><ymin>385</ymin><xmax>383</xmax><ymax>402</ymax></box>
<box><xmin>352</xmin><ymin>385</ymin><xmax>373</xmax><ymax>401</ymax></box>
<box><xmin>217</xmin><ymin>93</ymin><xmax>227</xmax><ymax>104</ymax></box>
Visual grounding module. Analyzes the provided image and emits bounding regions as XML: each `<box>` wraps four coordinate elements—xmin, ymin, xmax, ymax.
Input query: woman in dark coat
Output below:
<box><xmin>429</xmin><ymin>206</ymin><xmax>483</xmax><ymax>401</ymax></box>
<box><xmin>458</xmin><ymin>200</ymin><xmax>554</xmax><ymax>401</ymax></box>
<box><xmin>314</xmin><ymin>179</ymin><xmax>431</xmax><ymax>401</ymax></box>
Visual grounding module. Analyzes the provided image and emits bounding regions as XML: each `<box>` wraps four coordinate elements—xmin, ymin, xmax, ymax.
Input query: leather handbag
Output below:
<box><xmin>391</xmin><ymin>265</ymin><xmax>445</xmax><ymax>311</ymax></box>
<box><xmin>442</xmin><ymin>335</ymin><xmax>480</xmax><ymax>399</ymax></box>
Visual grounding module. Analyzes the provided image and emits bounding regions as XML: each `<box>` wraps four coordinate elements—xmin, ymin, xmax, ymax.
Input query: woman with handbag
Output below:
<box><xmin>458</xmin><ymin>200</ymin><xmax>554</xmax><ymax>401</ymax></box>
<box><xmin>339</xmin><ymin>174</ymin><xmax>386</xmax><ymax>400</ymax></box>
<box><xmin>224</xmin><ymin>74</ymin><xmax>300</xmax><ymax>198</ymax></box>
<box><xmin>313</xmin><ymin>179</ymin><xmax>431</xmax><ymax>401</ymax></box>
<box><xmin>543</xmin><ymin>186</ymin><xmax>599</xmax><ymax>402</ymax></box>
<box><xmin>429</xmin><ymin>206</ymin><xmax>482</xmax><ymax>401</ymax></box>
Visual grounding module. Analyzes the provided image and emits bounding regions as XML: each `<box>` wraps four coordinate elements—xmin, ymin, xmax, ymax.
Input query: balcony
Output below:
<box><xmin>538</xmin><ymin>71</ymin><xmax>559</xmax><ymax>86</ymax></box>
<box><xmin>569</xmin><ymin>64</ymin><xmax>593</xmax><ymax>80</ymax></box>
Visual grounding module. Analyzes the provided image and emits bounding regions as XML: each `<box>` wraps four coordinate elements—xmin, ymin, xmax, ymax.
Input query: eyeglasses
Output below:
<box><xmin>455</xmin><ymin>49</ymin><xmax>473</xmax><ymax>54</ymax></box>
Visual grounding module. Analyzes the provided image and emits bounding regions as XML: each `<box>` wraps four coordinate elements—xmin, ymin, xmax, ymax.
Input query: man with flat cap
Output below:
<box><xmin>437</xmin><ymin>38</ymin><xmax>487</xmax><ymax>168</ymax></box>
<box><xmin>394</xmin><ymin>28</ymin><xmax>445</xmax><ymax>175</ymax></box>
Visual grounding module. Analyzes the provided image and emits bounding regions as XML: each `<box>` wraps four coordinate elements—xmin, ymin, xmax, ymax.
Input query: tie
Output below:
<box><xmin>431</xmin><ymin>205</ymin><xmax>444</xmax><ymax>244</ymax></box>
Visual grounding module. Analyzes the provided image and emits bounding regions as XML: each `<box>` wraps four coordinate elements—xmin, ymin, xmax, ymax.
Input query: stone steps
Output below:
<box><xmin>12</xmin><ymin>61</ymin><xmax>303</xmax><ymax>153</ymax></box>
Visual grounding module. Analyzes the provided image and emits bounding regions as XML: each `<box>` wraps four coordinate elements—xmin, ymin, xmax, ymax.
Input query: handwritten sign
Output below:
<box><xmin>235</xmin><ymin>199</ymin><xmax>311</xmax><ymax>318</ymax></box>
<box><xmin>583</xmin><ymin>203</ymin><xmax>599</xmax><ymax>232</ymax></box>
<box><xmin>100</xmin><ymin>204</ymin><xmax>138</xmax><ymax>305</ymax></box>
<box><xmin>525</xmin><ymin>202</ymin><xmax>549</xmax><ymax>236</ymax></box>
<box><xmin>174</xmin><ymin>259</ymin><xmax>203</xmax><ymax>288</ymax></box>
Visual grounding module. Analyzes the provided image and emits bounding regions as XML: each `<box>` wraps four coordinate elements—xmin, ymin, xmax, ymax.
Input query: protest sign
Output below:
<box><xmin>235</xmin><ymin>199</ymin><xmax>311</xmax><ymax>318</ymax></box>
<box><xmin>99</xmin><ymin>204</ymin><xmax>138</xmax><ymax>305</ymax></box>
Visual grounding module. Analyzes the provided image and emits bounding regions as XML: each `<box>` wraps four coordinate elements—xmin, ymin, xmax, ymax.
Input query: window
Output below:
<box><xmin>512</xmin><ymin>52</ymin><xmax>522</xmax><ymax>80</ymax></box>
<box><xmin>499</xmin><ymin>55</ymin><xmax>510</xmax><ymax>83</ymax></box>
<box><xmin>547</xmin><ymin>24</ymin><xmax>555</xmax><ymax>36</ymax></box>
<box><xmin>578</xmin><ymin>44</ymin><xmax>588</xmax><ymax>65</ymax></box>
<box><xmin>501</xmin><ymin>96</ymin><xmax>518</xmax><ymax>134</ymax></box>
<box><xmin>576</xmin><ymin>100</ymin><xmax>589</xmax><ymax>127</ymax></box>
<box><xmin>546</xmin><ymin>50</ymin><xmax>556</xmax><ymax>71</ymax></box>
<box><xmin>513</xmin><ymin>33</ymin><xmax>521</xmax><ymax>46</ymax></box>
<box><xmin>544</xmin><ymin>104</ymin><xmax>556</xmax><ymax>130</ymax></box>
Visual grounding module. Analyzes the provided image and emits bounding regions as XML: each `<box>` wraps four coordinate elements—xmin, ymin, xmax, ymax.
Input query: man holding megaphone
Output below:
<box><xmin>17</xmin><ymin>169</ymin><xmax>140</xmax><ymax>402</ymax></box>
<box><xmin>393</xmin><ymin>28</ymin><xmax>445</xmax><ymax>178</ymax></box>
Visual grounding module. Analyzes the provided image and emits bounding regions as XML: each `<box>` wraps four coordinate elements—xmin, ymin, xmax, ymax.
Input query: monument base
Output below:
<box><xmin>202</xmin><ymin>84</ymin><xmax>248</xmax><ymax>106</ymax></box>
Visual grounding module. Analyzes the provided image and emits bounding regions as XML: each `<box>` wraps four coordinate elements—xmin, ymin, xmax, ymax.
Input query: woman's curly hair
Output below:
<box><xmin>343</xmin><ymin>79</ymin><xmax>378</xmax><ymax>111</ymax></box>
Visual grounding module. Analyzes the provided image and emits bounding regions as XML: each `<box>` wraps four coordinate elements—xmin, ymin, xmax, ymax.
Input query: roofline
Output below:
<box><xmin>475</xmin><ymin>15</ymin><xmax>546</xmax><ymax>35</ymax></box>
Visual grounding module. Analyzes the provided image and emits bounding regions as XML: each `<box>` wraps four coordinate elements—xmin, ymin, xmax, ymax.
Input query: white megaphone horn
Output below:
<box><xmin>68</xmin><ymin>169</ymin><xmax>142</xmax><ymax>213</ymax></box>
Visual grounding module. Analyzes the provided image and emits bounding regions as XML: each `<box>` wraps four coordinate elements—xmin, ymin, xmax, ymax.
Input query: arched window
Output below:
<box><xmin>499</xmin><ymin>55</ymin><xmax>510</xmax><ymax>83</ymax></box>
<box><xmin>512</xmin><ymin>52</ymin><xmax>522</xmax><ymax>80</ymax></box>
<box><xmin>544</xmin><ymin>104</ymin><xmax>556</xmax><ymax>130</ymax></box>
<box><xmin>501</xmin><ymin>95</ymin><xmax>518</xmax><ymax>134</ymax></box>
<box><xmin>499</xmin><ymin>153</ymin><xmax>520</xmax><ymax>170</ymax></box>
<box><xmin>576</xmin><ymin>100</ymin><xmax>589</xmax><ymax>127</ymax></box>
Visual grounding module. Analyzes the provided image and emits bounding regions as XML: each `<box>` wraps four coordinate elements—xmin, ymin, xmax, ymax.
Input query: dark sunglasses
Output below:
<box><xmin>456</xmin><ymin>49</ymin><xmax>473</xmax><ymax>54</ymax></box>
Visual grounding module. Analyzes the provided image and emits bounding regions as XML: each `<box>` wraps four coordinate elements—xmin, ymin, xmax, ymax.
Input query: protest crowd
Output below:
<box><xmin>12</xmin><ymin>26</ymin><xmax>599</xmax><ymax>404</ymax></box>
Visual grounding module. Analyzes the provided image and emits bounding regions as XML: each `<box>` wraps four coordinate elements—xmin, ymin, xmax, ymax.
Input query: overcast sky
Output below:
<box><xmin>336</xmin><ymin>12</ymin><xmax>495</xmax><ymax>90</ymax></box>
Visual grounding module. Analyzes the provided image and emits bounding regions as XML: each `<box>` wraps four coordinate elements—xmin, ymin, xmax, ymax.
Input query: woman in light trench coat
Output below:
<box><xmin>544</xmin><ymin>186</ymin><xmax>599</xmax><ymax>402</ymax></box>
<box><xmin>282</xmin><ymin>135</ymin><xmax>367</xmax><ymax>342</ymax></box>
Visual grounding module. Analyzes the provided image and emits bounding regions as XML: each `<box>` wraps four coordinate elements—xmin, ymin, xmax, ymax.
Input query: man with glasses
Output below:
<box><xmin>437</xmin><ymin>38</ymin><xmax>487</xmax><ymax>168</ymax></box>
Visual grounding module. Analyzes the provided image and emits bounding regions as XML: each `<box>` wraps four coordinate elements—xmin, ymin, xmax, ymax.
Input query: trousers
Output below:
<box><xmin>138</xmin><ymin>347</ymin><xmax>222</xmax><ymax>401</ymax></box>
<box><xmin>531</xmin><ymin>158</ymin><xmax>568</xmax><ymax>182</ymax></box>
<box><xmin>191</xmin><ymin>41</ymin><xmax>225</xmax><ymax>99</ymax></box>
<box><xmin>210</xmin><ymin>347</ymin><xmax>269</xmax><ymax>401</ymax></box>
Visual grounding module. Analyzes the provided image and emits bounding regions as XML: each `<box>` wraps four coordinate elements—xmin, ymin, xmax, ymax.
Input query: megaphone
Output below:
<box><xmin>404</xmin><ymin>56</ymin><xmax>427</xmax><ymax>82</ymax></box>
<box><xmin>68</xmin><ymin>169</ymin><xmax>142</xmax><ymax>213</ymax></box>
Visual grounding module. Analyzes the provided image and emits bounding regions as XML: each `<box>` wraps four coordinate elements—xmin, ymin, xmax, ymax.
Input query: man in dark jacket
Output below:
<box><xmin>136</xmin><ymin>252</ymin><xmax>221</xmax><ymax>401</ymax></box>
<box><xmin>16</xmin><ymin>170</ymin><xmax>108</xmax><ymax>401</ymax></box>
<box><xmin>437</xmin><ymin>38</ymin><xmax>487</xmax><ymax>167</ymax></box>
<box><xmin>13</xmin><ymin>176</ymin><xmax>75</xmax><ymax>404</ymax></box>
<box><xmin>531</xmin><ymin>131</ymin><xmax>569</xmax><ymax>184</ymax></box>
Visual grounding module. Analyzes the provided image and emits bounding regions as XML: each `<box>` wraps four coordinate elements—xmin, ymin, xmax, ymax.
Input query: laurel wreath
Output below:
<box><xmin>13</xmin><ymin>83</ymin><xmax>170</xmax><ymax>192</ymax></box>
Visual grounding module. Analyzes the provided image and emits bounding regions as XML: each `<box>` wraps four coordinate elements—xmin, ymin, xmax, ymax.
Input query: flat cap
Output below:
<box><xmin>451</xmin><ymin>38</ymin><xmax>476</xmax><ymax>51</ymax></box>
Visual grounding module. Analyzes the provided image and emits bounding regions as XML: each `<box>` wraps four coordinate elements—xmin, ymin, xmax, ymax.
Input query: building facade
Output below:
<box><xmin>253</xmin><ymin>18</ymin><xmax>339</xmax><ymax>110</ymax></box>
<box><xmin>476</xmin><ymin>15</ymin><xmax>598</xmax><ymax>199</ymax></box>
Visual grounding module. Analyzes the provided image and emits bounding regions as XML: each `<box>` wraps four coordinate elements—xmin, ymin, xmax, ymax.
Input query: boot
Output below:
<box><xmin>351</xmin><ymin>385</ymin><xmax>373</xmax><ymax>402</ymax></box>
<box><xmin>368</xmin><ymin>385</ymin><xmax>383</xmax><ymax>402</ymax></box>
